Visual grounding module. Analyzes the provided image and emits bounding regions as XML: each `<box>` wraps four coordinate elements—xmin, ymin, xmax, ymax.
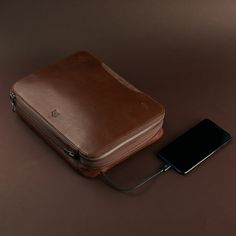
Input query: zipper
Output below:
<box><xmin>9</xmin><ymin>90</ymin><xmax>81</xmax><ymax>160</ymax></box>
<box><xmin>9</xmin><ymin>91</ymin><xmax>16</xmax><ymax>112</ymax></box>
<box><xmin>63</xmin><ymin>147</ymin><xmax>79</xmax><ymax>159</ymax></box>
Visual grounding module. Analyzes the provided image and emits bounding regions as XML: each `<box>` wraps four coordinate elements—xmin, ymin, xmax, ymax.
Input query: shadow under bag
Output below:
<box><xmin>10</xmin><ymin>51</ymin><xmax>165</xmax><ymax>178</ymax></box>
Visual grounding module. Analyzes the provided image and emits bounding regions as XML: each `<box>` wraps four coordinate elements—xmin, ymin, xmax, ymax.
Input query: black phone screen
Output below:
<box><xmin>158</xmin><ymin>119</ymin><xmax>232</xmax><ymax>174</ymax></box>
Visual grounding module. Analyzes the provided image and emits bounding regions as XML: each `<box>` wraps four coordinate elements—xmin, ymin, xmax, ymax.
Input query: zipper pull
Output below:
<box><xmin>9</xmin><ymin>91</ymin><xmax>16</xmax><ymax>112</ymax></box>
<box><xmin>64</xmin><ymin>148</ymin><xmax>80</xmax><ymax>160</ymax></box>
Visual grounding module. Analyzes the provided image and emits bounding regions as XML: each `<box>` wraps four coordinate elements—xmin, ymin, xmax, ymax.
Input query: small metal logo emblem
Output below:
<box><xmin>51</xmin><ymin>109</ymin><xmax>60</xmax><ymax>117</ymax></box>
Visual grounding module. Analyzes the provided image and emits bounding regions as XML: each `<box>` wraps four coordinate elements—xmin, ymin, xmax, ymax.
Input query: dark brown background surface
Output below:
<box><xmin>0</xmin><ymin>1</ymin><xmax>235</xmax><ymax>235</ymax></box>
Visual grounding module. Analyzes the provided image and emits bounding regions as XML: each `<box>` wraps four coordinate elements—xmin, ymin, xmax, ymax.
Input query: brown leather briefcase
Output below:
<box><xmin>9</xmin><ymin>51</ymin><xmax>165</xmax><ymax>179</ymax></box>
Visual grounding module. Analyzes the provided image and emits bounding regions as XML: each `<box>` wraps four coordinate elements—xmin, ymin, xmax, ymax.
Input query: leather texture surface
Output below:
<box><xmin>11</xmin><ymin>51</ymin><xmax>164</xmax><ymax>175</ymax></box>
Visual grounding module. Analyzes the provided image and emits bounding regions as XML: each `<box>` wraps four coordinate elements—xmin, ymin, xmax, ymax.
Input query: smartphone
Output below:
<box><xmin>158</xmin><ymin>119</ymin><xmax>232</xmax><ymax>174</ymax></box>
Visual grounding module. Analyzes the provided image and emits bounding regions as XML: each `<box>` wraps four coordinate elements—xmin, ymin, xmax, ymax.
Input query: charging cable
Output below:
<box><xmin>101</xmin><ymin>163</ymin><xmax>171</xmax><ymax>192</ymax></box>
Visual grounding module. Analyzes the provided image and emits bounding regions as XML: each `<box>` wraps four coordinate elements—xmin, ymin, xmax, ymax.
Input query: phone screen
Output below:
<box><xmin>158</xmin><ymin>119</ymin><xmax>232</xmax><ymax>174</ymax></box>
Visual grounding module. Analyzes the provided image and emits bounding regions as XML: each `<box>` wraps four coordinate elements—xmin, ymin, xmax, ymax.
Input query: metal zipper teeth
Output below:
<box><xmin>10</xmin><ymin>91</ymin><xmax>81</xmax><ymax>160</ymax></box>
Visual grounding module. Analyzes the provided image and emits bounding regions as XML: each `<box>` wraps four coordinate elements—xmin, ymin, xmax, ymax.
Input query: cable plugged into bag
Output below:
<box><xmin>101</xmin><ymin>163</ymin><xmax>171</xmax><ymax>192</ymax></box>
